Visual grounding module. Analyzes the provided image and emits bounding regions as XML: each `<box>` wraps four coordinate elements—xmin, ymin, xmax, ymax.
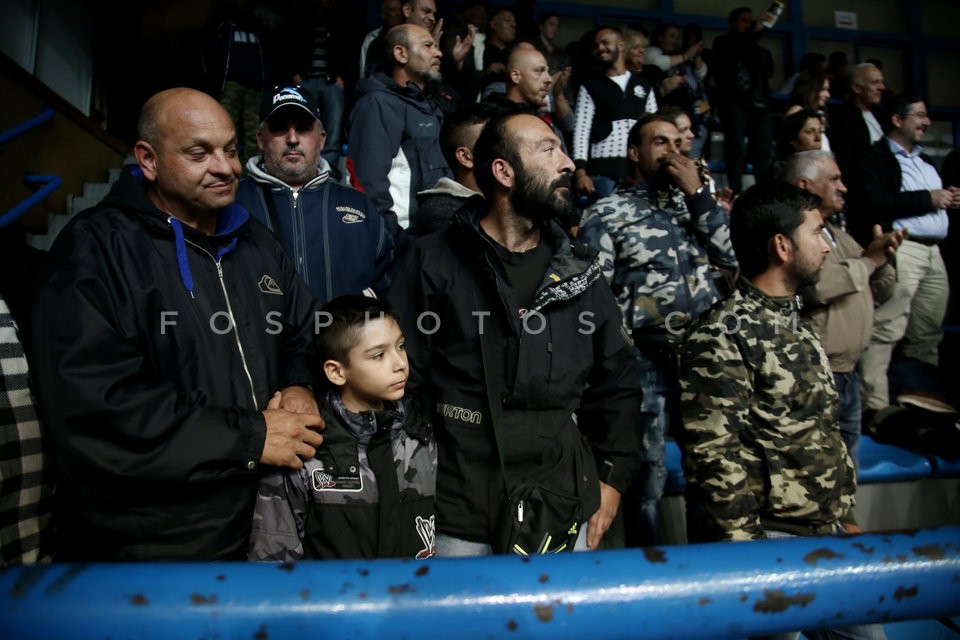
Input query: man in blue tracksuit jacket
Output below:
<box><xmin>237</xmin><ymin>84</ymin><xmax>398</xmax><ymax>304</ymax></box>
<box><xmin>347</xmin><ymin>24</ymin><xmax>451</xmax><ymax>231</ymax></box>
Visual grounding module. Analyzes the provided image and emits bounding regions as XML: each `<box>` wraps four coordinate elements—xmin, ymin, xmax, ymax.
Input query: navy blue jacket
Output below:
<box><xmin>347</xmin><ymin>72</ymin><xmax>451</xmax><ymax>230</ymax></box>
<box><xmin>237</xmin><ymin>157</ymin><xmax>397</xmax><ymax>304</ymax></box>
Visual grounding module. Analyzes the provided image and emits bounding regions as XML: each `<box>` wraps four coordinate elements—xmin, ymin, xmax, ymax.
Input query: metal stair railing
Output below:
<box><xmin>0</xmin><ymin>106</ymin><xmax>62</xmax><ymax>228</ymax></box>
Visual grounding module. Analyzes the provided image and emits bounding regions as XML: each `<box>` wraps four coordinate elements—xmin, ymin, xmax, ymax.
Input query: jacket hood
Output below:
<box><xmin>416</xmin><ymin>177</ymin><xmax>481</xmax><ymax>199</ymax></box>
<box><xmin>244</xmin><ymin>155</ymin><xmax>333</xmax><ymax>191</ymax></box>
<box><xmin>102</xmin><ymin>165</ymin><xmax>251</xmax><ymax>298</ymax></box>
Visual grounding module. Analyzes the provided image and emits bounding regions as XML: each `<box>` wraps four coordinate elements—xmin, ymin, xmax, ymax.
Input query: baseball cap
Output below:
<box><xmin>260</xmin><ymin>84</ymin><xmax>321</xmax><ymax>123</ymax></box>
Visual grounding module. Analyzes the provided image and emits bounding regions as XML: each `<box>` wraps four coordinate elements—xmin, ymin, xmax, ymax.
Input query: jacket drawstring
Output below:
<box><xmin>168</xmin><ymin>217</ymin><xmax>195</xmax><ymax>299</ymax></box>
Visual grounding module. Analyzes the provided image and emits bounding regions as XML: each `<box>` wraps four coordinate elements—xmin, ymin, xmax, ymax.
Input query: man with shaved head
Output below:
<box><xmin>390</xmin><ymin>112</ymin><xmax>642</xmax><ymax>555</ymax></box>
<box><xmin>349</xmin><ymin>23</ymin><xmax>451</xmax><ymax>230</ymax></box>
<box><xmin>32</xmin><ymin>88</ymin><xmax>325</xmax><ymax>561</ymax></box>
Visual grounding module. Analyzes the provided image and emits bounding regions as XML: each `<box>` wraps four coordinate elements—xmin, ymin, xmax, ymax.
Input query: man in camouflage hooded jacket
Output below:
<box><xmin>578</xmin><ymin>113</ymin><xmax>736</xmax><ymax>546</ymax></box>
<box><xmin>679</xmin><ymin>182</ymin><xmax>858</xmax><ymax>544</ymax></box>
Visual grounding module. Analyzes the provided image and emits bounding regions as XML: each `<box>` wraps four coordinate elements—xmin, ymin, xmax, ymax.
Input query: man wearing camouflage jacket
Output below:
<box><xmin>578</xmin><ymin>113</ymin><xmax>736</xmax><ymax>546</ymax></box>
<box><xmin>679</xmin><ymin>181</ymin><xmax>862</xmax><ymax>545</ymax></box>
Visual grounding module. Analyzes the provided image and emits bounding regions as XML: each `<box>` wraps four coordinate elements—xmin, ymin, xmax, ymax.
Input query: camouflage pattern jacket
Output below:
<box><xmin>249</xmin><ymin>389</ymin><xmax>436</xmax><ymax>560</ymax></box>
<box><xmin>679</xmin><ymin>279</ymin><xmax>856</xmax><ymax>541</ymax></box>
<box><xmin>578</xmin><ymin>181</ymin><xmax>737</xmax><ymax>333</ymax></box>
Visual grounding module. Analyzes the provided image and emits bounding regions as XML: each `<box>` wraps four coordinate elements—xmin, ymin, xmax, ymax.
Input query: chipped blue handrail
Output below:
<box><xmin>1</xmin><ymin>527</ymin><xmax>958</xmax><ymax>639</ymax></box>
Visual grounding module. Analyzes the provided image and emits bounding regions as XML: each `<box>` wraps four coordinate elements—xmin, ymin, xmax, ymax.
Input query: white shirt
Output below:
<box><xmin>887</xmin><ymin>138</ymin><xmax>949</xmax><ymax>239</ymax></box>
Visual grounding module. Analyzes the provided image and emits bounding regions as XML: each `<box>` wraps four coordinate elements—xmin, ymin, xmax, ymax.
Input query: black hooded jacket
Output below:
<box><xmin>32</xmin><ymin>167</ymin><xmax>319</xmax><ymax>561</ymax></box>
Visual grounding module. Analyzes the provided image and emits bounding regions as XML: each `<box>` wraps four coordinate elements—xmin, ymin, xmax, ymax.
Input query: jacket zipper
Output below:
<box><xmin>291</xmin><ymin>190</ymin><xmax>307</xmax><ymax>286</ymax></box>
<box><xmin>186</xmin><ymin>239</ymin><xmax>259</xmax><ymax>409</ymax></box>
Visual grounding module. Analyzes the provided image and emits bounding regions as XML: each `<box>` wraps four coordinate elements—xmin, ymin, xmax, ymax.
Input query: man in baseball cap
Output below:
<box><xmin>259</xmin><ymin>84</ymin><xmax>323</xmax><ymax>124</ymax></box>
<box><xmin>236</xmin><ymin>83</ymin><xmax>398</xmax><ymax>304</ymax></box>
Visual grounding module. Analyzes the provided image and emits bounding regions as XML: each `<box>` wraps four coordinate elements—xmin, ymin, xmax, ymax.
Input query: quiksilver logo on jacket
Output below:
<box><xmin>437</xmin><ymin>402</ymin><xmax>482</xmax><ymax>425</ymax></box>
<box><xmin>258</xmin><ymin>275</ymin><xmax>282</xmax><ymax>295</ymax></box>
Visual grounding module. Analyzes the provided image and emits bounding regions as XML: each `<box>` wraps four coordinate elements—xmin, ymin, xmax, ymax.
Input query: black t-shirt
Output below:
<box><xmin>494</xmin><ymin>239</ymin><xmax>552</xmax><ymax>312</ymax></box>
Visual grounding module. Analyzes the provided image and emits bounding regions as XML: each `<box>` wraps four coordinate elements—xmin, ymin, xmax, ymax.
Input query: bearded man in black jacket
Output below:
<box><xmin>33</xmin><ymin>88</ymin><xmax>325</xmax><ymax>561</ymax></box>
<box><xmin>389</xmin><ymin>112</ymin><xmax>642</xmax><ymax>555</ymax></box>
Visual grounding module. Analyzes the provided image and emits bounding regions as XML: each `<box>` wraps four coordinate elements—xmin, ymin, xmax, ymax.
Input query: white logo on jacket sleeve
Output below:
<box><xmin>258</xmin><ymin>275</ymin><xmax>283</xmax><ymax>295</ymax></box>
<box><xmin>633</xmin><ymin>85</ymin><xmax>648</xmax><ymax>99</ymax></box>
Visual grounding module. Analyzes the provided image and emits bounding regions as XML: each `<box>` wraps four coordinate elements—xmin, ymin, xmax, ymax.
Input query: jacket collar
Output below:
<box><xmin>738</xmin><ymin>277</ymin><xmax>803</xmax><ymax>315</ymax></box>
<box><xmin>452</xmin><ymin>200</ymin><xmax>602</xmax><ymax>311</ymax></box>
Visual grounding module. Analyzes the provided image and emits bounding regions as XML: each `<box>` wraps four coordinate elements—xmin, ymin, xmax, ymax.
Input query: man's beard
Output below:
<box><xmin>413</xmin><ymin>66</ymin><xmax>442</xmax><ymax>86</ymax></box>
<box><xmin>509</xmin><ymin>162</ymin><xmax>576</xmax><ymax>223</ymax></box>
<box><xmin>599</xmin><ymin>48</ymin><xmax>621</xmax><ymax>70</ymax></box>
<box><xmin>787</xmin><ymin>249</ymin><xmax>822</xmax><ymax>291</ymax></box>
<box><xmin>263</xmin><ymin>154</ymin><xmax>318</xmax><ymax>187</ymax></box>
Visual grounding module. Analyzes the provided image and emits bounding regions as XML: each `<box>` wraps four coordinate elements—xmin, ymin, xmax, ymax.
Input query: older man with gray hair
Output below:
<box><xmin>829</xmin><ymin>62</ymin><xmax>886</xmax><ymax>202</ymax></box>
<box><xmin>782</xmin><ymin>149</ymin><xmax>904</xmax><ymax>474</ymax></box>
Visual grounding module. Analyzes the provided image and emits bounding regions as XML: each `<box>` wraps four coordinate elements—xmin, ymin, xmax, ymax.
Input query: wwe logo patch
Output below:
<box><xmin>414</xmin><ymin>515</ymin><xmax>436</xmax><ymax>559</ymax></box>
<box><xmin>312</xmin><ymin>468</ymin><xmax>336</xmax><ymax>490</ymax></box>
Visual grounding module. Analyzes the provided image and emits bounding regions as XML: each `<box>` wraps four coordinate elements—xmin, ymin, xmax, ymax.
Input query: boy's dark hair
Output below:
<box><xmin>730</xmin><ymin>182</ymin><xmax>822</xmax><ymax>279</ymax></box>
<box><xmin>315</xmin><ymin>295</ymin><xmax>401</xmax><ymax>365</ymax></box>
<box><xmin>439</xmin><ymin>102</ymin><xmax>499</xmax><ymax>170</ymax></box>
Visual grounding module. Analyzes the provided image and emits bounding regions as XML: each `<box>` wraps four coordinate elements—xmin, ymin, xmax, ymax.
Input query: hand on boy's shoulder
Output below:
<box><xmin>278</xmin><ymin>385</ymin><xmax>321</xmax><ymax>416</ymax></box>
<box><xmin>260</xmin><ymin>391</ymin><xmax>325</xmax><ymax>470</ymax></box>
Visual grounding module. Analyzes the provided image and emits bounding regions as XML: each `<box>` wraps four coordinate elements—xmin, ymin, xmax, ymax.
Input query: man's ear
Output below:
<box><xmin>134</xmin><ymin>140</ymin><xmax>159</xmax><ymax>182</ymax></box>
<box><xmin>492</xmin><ymin>158</ymin><xmax>514</xmax><ymax>188</ymax></box>
<box><xmin>317</xmin><ymin>127</ymin><xmax>327</xmax><ymax>154</ymax></box>
<box><xmin>393</xmin><ymin>44</ymin><xmax>409</xmax><ymax>65</ymax></box>
<box><xmin>771</xmin><ymin>233</ymin><xmax>793</xmax><ymax>264</ymax></box>
<box><xmin>508</xmin><ymin>68</ymin><xmax>521</xmax><ymax>84</ymax></box>
<box><xmin>627</xmin><ymin>144</ymin><xmax>640</xmax><ymax>163</ymax></box>
<box><xmin>324</xmin><ymin>359</ymin><xmax>348</xmax><ymax>387</ymax></box>
<box><xmin>256</xmin><ymin>127</ymin><xmax>266</xmax><ymax>152</ymax></box>
<box><xmin>455</xmin><ymin>146</ymin><xmax>474</xmax><ymax>170</ymax></box>
<box><xmin>401</xmin><ymin>3</ymin><xmax>412</xmax><ymax>19</ymax></box>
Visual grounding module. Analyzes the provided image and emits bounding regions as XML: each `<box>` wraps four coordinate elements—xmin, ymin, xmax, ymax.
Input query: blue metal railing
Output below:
<box><xmin>0</xmin><ymin>106</ymin><xmax>62</xmax><ymax>227</ymax></box>
<box><xmin>1</xmin><ymin>526</ymin><xmax>957</xmax><ymax>639</ymax></box>
<box><xmin>0</xmin><ymin>106</ymin><xmax>54</xmax><ymax>146</ymax></box>
<box><xmin>0</xmin><ymin>174</ymin><xmax>63</xmax><ymax>228</ymax></box>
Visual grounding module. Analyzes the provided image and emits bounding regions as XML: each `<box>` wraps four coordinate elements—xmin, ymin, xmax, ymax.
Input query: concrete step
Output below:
<box><xmin>27</xmin><ymin>233</ymin><xmax>51</xmax><ymax>252</ymax></box>
<box><xmin>44</xmin><ymin>211</ymin><xmax>72</xmax><ymax>247</ymax></box>
<box><xmin>82</xmin><ymin>182</ymin><xmax>110</xmax><ymax>199</ymax></box>
<box><xmin>68</xmin><ymin>194</ymin><xmax>101</xmax><ymax>215</ymax></box>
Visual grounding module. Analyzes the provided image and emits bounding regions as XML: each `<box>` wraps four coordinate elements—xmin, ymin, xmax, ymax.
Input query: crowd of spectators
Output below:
<box><xmin>2</xmin><ymin>11</ymin><xmax>957</xmax><ymax>638</ymax></box>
